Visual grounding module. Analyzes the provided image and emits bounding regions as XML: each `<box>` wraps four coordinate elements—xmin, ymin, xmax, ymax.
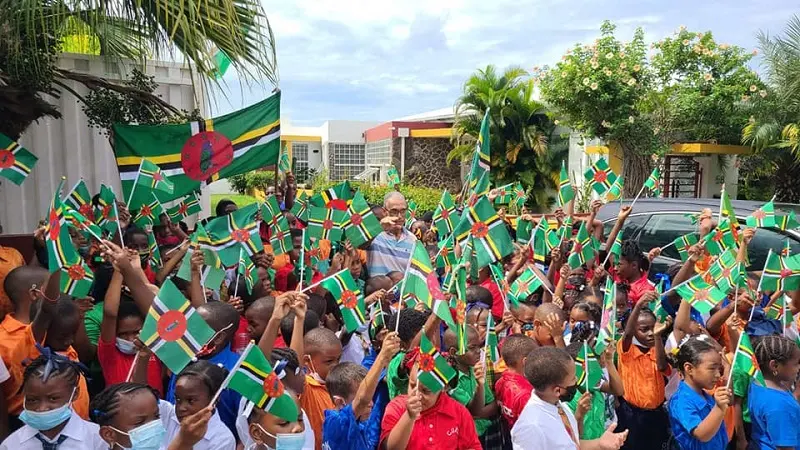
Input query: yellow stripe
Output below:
<box><xmin>117</xmin><ymin>154</ymin><xmax>182</xmax><ymax>166</ymax></box>
<box><xmin>242</xmin><ymin>360</ymin><xmax>269</xmax><ymax>379</ymax></box>
<box><xmin>232</xmin><ymin>119</ymin><xmax>280</xmax><ymax>145</ymax></box>
<box><xmin>148</xmin><ymin>308</ymin><xmax>162</xmax><ymax>323</ymax></box>
<box><xmin>205</xmin><ymin>118</ymin><xmax>214</xmax><ymax>133</ymax></box>
<box><xmin>175</xmin><ymin>338</ymin><xmax>195</xmax><ymax>357</ymax></box>
<box><xmin>5</xmin><ymin>141</ymin><xmax>19</xmax><ymax>152</ymax></box>
<box><xmin>15</xmin><ymin>161</ymin><xmax>32</xmax><ymax>174</ymax></box>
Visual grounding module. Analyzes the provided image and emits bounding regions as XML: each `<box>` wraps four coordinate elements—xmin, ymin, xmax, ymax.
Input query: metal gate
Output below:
<box><xmin>663</xmin><ymin>156</ymin><xmax>702</xmax><ymax>198</ymax></box>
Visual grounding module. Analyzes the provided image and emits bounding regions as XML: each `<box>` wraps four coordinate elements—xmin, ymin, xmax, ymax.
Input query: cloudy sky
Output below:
<box><xmin>209</xmin><ymin>0</ymin><xmax>796</xmax><ymax>126</ymax></box>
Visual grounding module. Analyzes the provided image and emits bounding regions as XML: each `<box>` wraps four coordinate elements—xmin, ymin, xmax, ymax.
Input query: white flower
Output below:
<box><xmin>742</xmin><ymin>94</ymin><xmax>750</xmax><ymax>102</ymax></box>
<box><xmin>654</xmin><ymin>126</ymin><xmax>661</xmax><ymax>134</ymax></box>
<box><xmin>719</xmin><ymin>43</ymin><xmax>730</xmax><ymax>50</ymax></box>
<box><xmin>620</xmin><ymin>62</ymin><xmax>627</xmax><ymax>69</ymax></box>
<box><xmin>633</xmin><ymin>64</ymin><xmax>641</xmax><ymax>72</ymax></box>
<box><xmin>562</xmin><ymin>72</ymin><xmax>568</xmax><ymax>78</ymax></box>
<box><xmin>682</xmin><ymin>39</ymin><xmax>690</xmax><ymax>46</ymax></box>
<box><xmin>627</xmin><ymin>78</ymin><xmax>636</xmax><ymax>86</ymax></box>
<box><xmin>628</xmin><ymin>116</ymin><xmax>635</xmax><ymax>123</ymax></box>
<box><xmin>554</xmin><ymin>120</ymin><xmax>560</xmax><ymax>125</ymax></box>
<box><xmin>693</xmin><ymin>45</ymin><xmax>702</xmax><ymax>54</ymax></box>
<box><xmin>749</xmin><ymin>84</ymin><xmax>758</xmax><ymax>92</ymax></box>
<box><xmin>760</xmin><ymin>89</ymin><xmax>768</xmax><ymax>98</ymax></box>
<box><xmin>619</xmin><ymin>52</ymin><xmax>626</xmax><ymax>58</ymax></box>
<box><xmin>703</xmin><ymin>73</ymin><xmax>713</xmax><ymax>81</ymax></box>
<box><xmin>679</xmin><ymin>25</ymin><xmax>686</xmax><ymax>31</ymax></box>
<box><xmin>601</xmin><ymin>120</ymin><xmax>611</xmax><ymax>128</ymax></box>
<box><xmin>604</xmin><ymin>68</ymin><xmax>613</xmax><ymax>76</ymax></box>
<box><xmin>583</xmin><ymin>77</ymin><xmax>590</xmax><ymax>86</ymax></box>
<box><xmin>591</xmin><ymin>82</ymin><xmax>599</xmax><ymax>90</ymax></box>
<box><xmin>605</xmin><ymin>52</ymin><xmax>614</xmax><ymax>59</ymax></box>
<box><xmin>591</xmin><ymin>61</ymin><xmax>600</xmax><ymax>69</ymax></box>
<box><xmin>696</xmin><ymin>32</ymin><xmax>704</xmax><ymax>39</ymax></box>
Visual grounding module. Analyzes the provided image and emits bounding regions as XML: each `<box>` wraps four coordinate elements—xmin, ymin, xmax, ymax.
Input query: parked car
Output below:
<box><xmin>596</xmin><ymin>198</ymin><xmax>800</xmax><ymax>279</ymax></box>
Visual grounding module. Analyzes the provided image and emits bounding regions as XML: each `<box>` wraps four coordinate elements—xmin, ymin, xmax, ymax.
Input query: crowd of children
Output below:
<box><xmin>0</xmin><ymin>177</ymin><xmax>799</xmax><ymax>450</ymax></box>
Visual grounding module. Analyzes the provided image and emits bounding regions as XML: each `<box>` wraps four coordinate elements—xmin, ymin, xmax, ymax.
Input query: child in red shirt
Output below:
<box><xmin>380</xmin><ymin>364</ymin><xmax>481</xmax><ymax>450</ymax></box>
<box><xmin>614</xmin><ymin>240</ymin><xmax>654</xmax><ymax>305</ymax></box>
<box><xmin>494</xmin><ymin>334</ymin><xmax>538</xmax><ymax>429</ymax></box>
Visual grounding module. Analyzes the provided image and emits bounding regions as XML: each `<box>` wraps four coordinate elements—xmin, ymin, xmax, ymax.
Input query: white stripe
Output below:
<box><xmin>150</xmin><ymin>339</ymin><xmax>166</xmax><ymax>353</ymax></box>
<box><xmin>233</xmin><ymin>131</ymin><xmax>279</xmax><ymax>159</ymax></box>
<box><xmin>152</xmin><ymin>296</ymin><xmax>169</xmax><ymax>313</ymax></box>
<box><xmin>182</xmin><ymin>329</ymin><xmax>204</xmax><ymax>350</ymax></box>
<box><xmin>120</xmin><ymin>167</ymin><xmax>184</xmax><ymax>181</ymax></box>
<box><xmin>191</xmin><ymin>122</ymin><xmax>200</xmax><ymax>135</ymax></box>
<box><xmin>239</xmin><ymin>367</ymin><xmax>267</xmax><ymax>386</ymax></box>
<box><xmin>9</xmin><ymin>166</ymin><xmax>26</xmax><ymax>176</ymax></box>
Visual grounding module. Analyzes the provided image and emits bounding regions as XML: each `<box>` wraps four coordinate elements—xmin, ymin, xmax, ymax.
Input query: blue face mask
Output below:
<box><xmin>115</xmin><ymin>338</ymin><xmax>137</xmax><ymax>355</ymax></box>
<box><xmin>256</xmin><ymin>424</ymin><xmax>305</xmax><ymax>450</ymax></box>
<box><xmin>19</xmin><ymin>388</ymin><xmax>75</xmax><ymax>430</ymax></box>
<box><xmin>112</xmin><ymin>419</ymin><xmax>166</xmax><ymax>450</ymax></box>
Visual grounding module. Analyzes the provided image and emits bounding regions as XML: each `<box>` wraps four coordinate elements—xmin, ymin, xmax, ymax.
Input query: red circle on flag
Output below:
<box><xmin>351</xmin><ymin>214</ymin><xmax>362</xmax><ymax>226</ymax></box>
<box><xmin>721</xmin><ymin>268</ymin><xmax>731</xmax><ymax>278</ymax></box>
<box><xmin>419</xmin><ymin>353</ymin><xmax>435</xmax><ymax>372</ymax></box>
<box><xmin>753</xmin><ymin>209</ymin><xmax>766</xmax><ymax>220</ymax></box>
<box><xmin>48</xmin><ymin>209</ymin><xmax>61</xmax><ymax>241</ymax></box>
<box><xmin>78</xmin><ymin>204</ymin><xmax>93</xmax><ymax>218</ymax></box>
<box><xmin>323</xmin><ymin>219</ymin><xmax>334</xmax><ymax>230</ymax></box>
<box><xmin>141</xmin><ymin>205</ymin><xmax>152</xmax><ymax>217</ymax></box>
<box><xmin>518</xmin><ymin>282</ymin><xmax>529</xmax><ymax>293</ymax></box>
<box><xmin>471</xmin><ymin>222</ymin><xmax>489</xmax><ymax>238</ymax></box>
<box><xmin>341</xmin><ymin>290</ymin><xmax>358</xmax><ymax>308</ymax></box>
<box><xmin>696</xmin><ymin>289</ymin><xmax>709</xmax><ymax>301</ymax></box>
<box><xmin>231</xmin><ymin>229</ymin><xmax>250</xmax><ymax>243</ymax></box>
<box><xmin>516</xmin><ymin>190</ymin><xmax>525</xmax><ymax>198</ymax></box>
<box><xmin>781</xmin><ymin>268</ymin><xmax>792</xmax><ymax>279</ymax></box>
<box><xmin>181</xmin><ymin>131</ymin><xmax>233</xmax><ymax>181</ymax></box>
<box><xmin>67</xmin><ymin>264</ymin><xmax>85</xmax><ymax>280</ymax></box>
<box><xmin>178</xmin><ymin>204</ymin><xmax>188</xmax><ymax>215</ymax></box>
<box><xmin>455</xmin><ymin>301</ymin><xmax>466</xmax><ymax>323</ymax></box>
<box><xmin>593</xmin><ymin>171</ymin><xmax>607</xmax><ymax>183</ymax></box>
<box><xmin>0</xmin><ymin>150</ymin><xmax>14</xmax><ymax>169</ymax></box>
<box><xmin>157</xmin><ymin>310</ymin><xmax>188</xmax><ymax>342</ymax></box>
<box><xmin>263</xmin><ymin>371</ymin><xmax>285</xmax><ymax>398</ymax></box>
<box><xmin>102</xmin><ymin>205</ymin><xmax>113</xmax><ymax>219</ymax></box>
<box><xmin>275</xmin><ymin>231</ymin><xmax>285</xmax><ymax>241</ymax></box>
<box><xmin>441</xmin><ymin>209</ymin><xmax>449</xmax><ymax>219</ymax></box>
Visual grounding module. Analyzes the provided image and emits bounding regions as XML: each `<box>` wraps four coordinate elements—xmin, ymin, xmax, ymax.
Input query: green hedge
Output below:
<box><xmin>228</xmin><ymin>171</ymin><xmax>276</xmax><ymax>195</ymax></box>
<box><xmin>312</xmin><ymin>180</ymin><xmax>443</xmax><ymax>213</ymax></box>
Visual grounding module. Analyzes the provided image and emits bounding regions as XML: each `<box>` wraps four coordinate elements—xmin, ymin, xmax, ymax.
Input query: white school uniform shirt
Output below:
<box><xmin>0</xmin><ymin>356</ymin><xmax>10</xmax><ymax>384</ymax></box>
<box><xmin>511</xmin><ymin>391</ymin><xmax>580</xmax><ymax>450</ymax></box>
<box><xmin>0</xmin><ymin>410</ymin><xmax>106</xmax><ymax>450</ymax></box>
<box><xmin>158</xmin><ymin>400</ymin><xmax>235</xmax><ymax>450</ymax></box>
<box><xmin>235</xmin><ymin>397</ymin><xmax>315</xmax><ymax>450</ymax></box>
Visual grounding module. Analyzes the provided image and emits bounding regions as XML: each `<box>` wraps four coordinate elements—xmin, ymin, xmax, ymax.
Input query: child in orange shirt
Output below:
<box><xmin>301</xmin><ymin>327</ymin><xmax>342</xmax><ymax>450</ymax></box>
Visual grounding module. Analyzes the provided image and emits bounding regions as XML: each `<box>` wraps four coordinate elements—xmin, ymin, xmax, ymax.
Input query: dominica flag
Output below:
<box><xmin>675</xmin><ymin>275</ymin><xmax>727</xmax><ymax>315</ymax></box>
<box><xmin>303</xmin><ymin>233</ymin><xmax>323</xmax><ymax>270</ymax></box>
<box><xmin>703</xmin><ymin>219</ymin><xmax>737</xmax><ymax>257</ymax></box>
<box><xmin>673</xmin><ymin>233</ymin><xmax>699</xmax><ymax>262</ymax></box>
<box><xmin>606</xmin><ymin>176</ymin><xmax>624</xmax><ymax>202</ymax></box>
<box><xmin>760</xmin><ymin>249</ymin><xmax>800</xmax><ymax>292</ymax></box>
<box><xmin>278</xmin><ymin>143</ymin><xmax>291</xmax><ymax>173</ymax></box>
<box><xmin>489</xmin><ymin>263</ymin><xmax>511</xmax><ymax>307</ymax></box>
<box><xmin>766</xmin><ymin>293</ymin><xmax>791</xmax><ymax>322</ymax></box>
<box><xmin>307</xmin><ymin>206</ymin><xmax>346</xmax><ymax>242</ymax></box>
<box><xmin>204</xmin><ymin>203</ymin><xmax>263</xmax><ymax>267</ymax></box>
<box><xmin>260</xmin><ymin>196</ymin><xmax>285</xmax><ymax>237</ymax></box>
<box><xmin>746</xmin><ymin>199</ymin><xmax>776</xmax><ymax>228</ymax></box>
<box><xmin>177</xmin><ymin>224</ymin><xmax>226</xmax><ymax>289</ymax></box>
<box><xmin>575</xmin><ymin>342</ymin><xmax>603</xmax><ymax>393</ymax></box>
<box><xmin>485</xmin><ymin>315</ymin><xmax>499</xmax><ymax>363</ymax></box>
<box><xmin>63</xmin><ymin>179</ymin><xmax>94</xmax><ymax>220</ymax></box>
<box><xmin>512</xmin><ymin>182</ymin><xmax>528</xmax><ymax>208</ymax></box>
<box><xmin>64</xmin><ymin>205</ymin><xmax>103</xmax><ymax>241</ymax></box>
<box><xmin>466</xmin><ymin>171</ymin><xmax>491</xmax><ymax>208</ymax></box>
<box><xmin>0</xmin><ymin>133</ymin><xmax>38</xmax><ymax>185</ymax></box>
<box><xmin>59</xmin><ymin>260</ymin><xmax>94</xmax><ymax>298</ymax></box>
<box><xmin>141</xmin><ymin>279</ymin><xmax>215</xmax><ymax>374</ymax></box>
<box><xmin>310</xmin><ymin>181</ymin><xmax>352</xmax><ymax>211</ymax></box>
<box><xmin>226</xmin><ymin>342</ymin><xmax>299</xmax><ymax>422</ymax></box>
<box><xmin>320</xmin><ymin>270</ymin><xmax>367</xmax><ymax>333</ymax></box>
<box><xmin>147</xmin><ymin>232</ymin><xmax>162</xmax><ymax>272</ymax></box>
<box><xmin>237</xmin><ymin>248</ymin><xmax>257</xmax><ymax>295</ymax></box>
<box><xmin>369</xmin><ymin>303</ymin><xmax>387</xmax><ymax>341</ymax></box>
<box><xmin>94</xmin><ymin>184</ymin><xmax>119</xmax><ymax>235</ymax></box>
<box><xmin>558</xmin><ymin>161</ymin><xmax>574</xmax><ymax>206</ymax></box>
<box><xmin>468</xmin><ymin>109</ymin><xmax>491</xmax><ymax>193</ymax></box>
<box><xmin>607</xmin><ymin>231</ymin><xmax>623</xmax><ymax>266</ymax></box>
<box><xmin>559</xmin><ymin>215</ymin><xmax>574</xmax><ymax>242</ymax></box>
<box><xmin>546</xmin><ymin>228</ymin><xmax>561</xmax><ymax>251</ymax></box>
<box><xmin>493</xmin><ymin>183</ymin><xmax>515</xmax><ymax>206</ymax></box>
<box><xmin>435</xmin><ymin>235</ymin><xmax>457</xmax><ymax>271</ymax></box>
<box><xmin>167</xmin><ymin>192</ymin><xmax>202</xmax><ymax>223</ymax></box>
<box><xmin>448</xmin><ymin>246</ymin><xmax>470</xmax><ymax>354</ymax></box>
<box><xmin>732</xmin><ymin>333</ymin><xmax>766</xmax><ymax>387</ymax></box>
<box><xmin>402</xmin><ymin>242</ymin><xmax>456</xmax><ymax>329</ymax></box>
<box><xmin>584</xmin><ymin>158</ymin><xmax>617</xmax><ymax>196</ymax></box>
<box><xmin>130</xmin><ymin>159</ymin><xmax>175</xmax><ymax>205</ymax></box>
<box><xmin>516</xmin><ymin>216</ymin><xmax>532</xmax><ymax>244</ymax></box>
<box><xmin>433</xmin><ymin>190</ymin><xmax>459</xmax><ymax>239</ymax></box>
<box><xmin>707</xmin><ymin>249</ymin><xmax>746</xmax><ymax>293</ymax></box>
<box><xmin>114</xmin><ymin>92</ymin><xmax>281</xmax><ymax>203</ymax></box>
<box><xmin>269</xmin><ymin>215</ymin><xmax>293</xmax><ymax>256</ymax></box>
<box><xmin>406</xmin><ymin>199</ymin><xmax>419</xmax><ymax>228</ymax></box>
<box><xmin>719</xmin><ymin>186</ymin><xmax>741</xmax><ymax>241</ymax></box>
<box><xmin>643</xmin><ymin>167</ymin><xmax>661</xmax><ymax>197</ymax></box>
<box><xmin>529</xmin><ymin>218</ymin><xmax>548</xmax><ymax>262</ymax></box>
<box><xmin>132</xmin><ymin>193</ymin><xmax>164</xmax><ymax>228</ymax></box>
<box><xmin>508</xmin><ymin>267</ymin><xmax>543</xmax><ymax>307</ymax></box>
<box><xmin>776</xmin><ymin>211</ymin><xmax>800</xmax><ymax>231</ymax></box>
<box><xmin>568</xmin><ymin>221</ymin><xmax>595</xmax><ymax>269</ymax></box>
<box><xmin>595</xmin><ymin>277</ymin><xmax>617</xmax><ymax>355</ymax></box>
<box><xmin>343</xmin><ymin>191</ymin><xmax>382</xmax><ymax>248</ymax></box>
<box><xmin>290</xmin><ymin>192</ymin><xmax>309</xmax><ymax>223</ymax></box>
<box><xmin>417</xmin><ymin>334</ymin><xmax>457</xmax><ymax>394</ymax></box>
<box><xmin>454</xmin><ymin>196</ymin><xmax>513</xmax><ymax>269</ymax></box>
<box><xmin>387</xmin><ymin>165</ymin><xmax>401</xmax><ymax>187</ymax></box>
<box><xmin>45</xmin><ymin>180</ymin><xmax>78</xmax><ymax>273</ymax></box>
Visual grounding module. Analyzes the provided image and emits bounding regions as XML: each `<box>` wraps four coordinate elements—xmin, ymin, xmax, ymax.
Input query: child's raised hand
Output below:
<box><xmin>406</xmin><ymin>384</ymin><xmax>422</xmax><ymax>420</ymax></box>
<box><xmin>559</xmin><ymin>264</ymin><xmax>571</xmax><ymax>280</ymax></box>
<box><xmin>378</xmin><ymin>332</ymin><xmax>401</xmax><ymax>362</ymax></box>
<box><xmin>590</xmin><ymin>200</ymin><xmax>603</xmax><ymax>214</ymax></box>
<box><xmin>550</xmin><ymin>245</ymin><xmax>563</xmax><ymax>263</ymax></box>
<box><xmin>544</xmin><ymin>312</ymin><xmax>565</xmax><ymax>336</ymax></box>
<box><xmin>75</xmin><ymin>297</ymin><xmax>94</xmax><ymax>318</ymax></box>
<box><xmin>648</xmin><ymin>247</ymin><xmax>662</xmax><ymax>262</ymax></box>
<box><xmin>742</xmin><ymin>227</ymin><xmax>755</xmax><ymax>245</ymax></box>
<box><xmin>498</xmin><ymin>311</ymin><xmax>514</xmax><ymax>332</ymax></box>
<box><xmin>365</xmin><ymin>289</ymin><xmax>386</xmax><ymax>306</ymax></box>
<box><xmin>618</xmin><ymin>205</ymin><xmax>632</xmax><ymax>221</ymax></box>
<box><xmin>474</xmin><ymin>361</ymin><xmax>485</xmax><ymax>382</ymax></box>
<box><xmin>654</xmin><ymin>315</ymin><xmax>673</xmax><ymax>336</ymax></box>
<box><xmin>101</xmin><ymin>240</ymin><xmax>132</xmax><ymax>272</ymax></box>
<box><xmin>190</xmin><ymin>250</ymin><xmax>205</xmax><ymax>273</ymax></box>
<box><xmin>272</xmin><ymin>293</ymin><xmax>293</xmax><ymax>321</ymax></box>
<box><xmin>575</xmin><ymin>391</ymin><xmax>592</xmax><ymax>419</ymax></box>
<box><xmin>714</xmin><ymin>388</ymin><xmax>731</xmax><ymax>410</ymax></box>
<box><xmin>290</xmin><ymin>293</ymin><xmax>307</xmax><ymax>319</ymax></box>
<box><xmin>226</xmin><ymin>296</ymin><xmax>244</xmax><ymax>314</ymax></box>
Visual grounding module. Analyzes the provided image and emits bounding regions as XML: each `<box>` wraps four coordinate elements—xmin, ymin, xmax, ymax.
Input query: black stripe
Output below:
<box><xmin>232</xmin><ymin>124</ymin><xmax>280</xmax><ymax>152</ymax></box>
<box><xmin>118</xmin><ymin>160</ymin><xmax>183</xmax><ymax>173</ymax></box>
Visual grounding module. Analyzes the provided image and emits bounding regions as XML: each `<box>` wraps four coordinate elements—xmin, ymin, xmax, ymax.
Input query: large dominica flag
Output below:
<box><xmin>387</xmin><ymin>165</ymin><xmax>401</xmax><ymax>187</ymax></box>
<box><xmin>707</xmin><ymin>249</ymin><xmax>746</xmax><ymax>293</ymax></box>
<box><xmin>167</xmin><ymin>192</ymin><xmax>202</xmax><ymax>223</ymax></box>
<box><xmin>673</xmin><ymin>232</ymin><xmax>699</xmax><ymax>262</ymax></box>
<box><xmin>290</xmin><ymin>191</ymin><xmax>309</xmax><ymax>223</ymax></box>
<box><xmin>508</xmin><ymin>267</ymin><xmax>543</xmax><ymax>307</ymax></box>
<box><xmin>343</xmin><ymin>191</ymin><xmax>382</xmax><ymax>248</ymax></box>
<box><xmin>401</xmin><ymin>241</ymin><xmax>455</xmax><ymax>329</ymax></box>
<box><xmin>575</xmin><ymin>342</ymin><xmax>603</xmax><ymax>393</ymax></box>
<box><xmin>177</xmin><ymin>224</ymin><xmax>226</xmax><ymax>289</ymax></box>
<box><xmin>226</xmin><ymin>342</ymin><xmax>298</xmax><ymax>422</ymax></box>
<box><xmin>703</xmin><ymin>218</ymin><xmax>737</xmax><ymax>257</ymax></box>
<box><xmin>468</xmin><ymin>109</ymin><xmax>491</xmax><ymax>194</ymax></box>
<box><xmin>114</xmin><ymin>91</ymin><xmax>281</xmax><ymax>203</ymax></box>
<box><xmin>583</xmin><ymin>158</ymin><xmax>617</xmax><ymax>196</ymax></box>
<box><xmin>63</xmin><ymin>179</ymin><xmax>94</xmax><ymax>220</ymax></box>
<box><xmin>310</xmin><ymin>180</ymin><xmax>353</xmax><ymax>211</ymax></box>
<box><xmin>418</xmin><ymin>334</ymin><xmax>457</xmax><ymax>394</ymax></box>
<box><xmin>746</xmin><ymin>198</ymin><xmax>776</xmax><ymax>228</ymax></box>
<box><xmin>454</xmin><ymin>196</ymin><xmax>513</xmax><ymax>269</ymax></box>
<box><xmin>675</xmin><ymin>275</ymin><xmax>727</xmax><ymax>315</ymax></box>
<box><xmin>567</xmin><ymin>220</ymin><xmax>596</xmax><ymax>269</ymax></box>
<box><xmin>732</xmin><ymin>332</ymin><xmax>766</xmax><ymax>387</ymax></box>
<box><xmin>132</xmin><ymin>193</ymin><xmax>164</xmax><ymax>228</ymax></box>
<box><xmin>558</xmin><ymin>161</ymin><xmax>574</xmax><ymax>206</ymax></box>
<box><xmin>643</xmin><ymin>166</ymin><xmax>661</xmax><ymax>197</ymax></box>
<box><xmin>307</xmin><ymin>206</ymin><xmax>346</xmax><ymax>242</ymax></box>
<box><xmin>0</xmin><ymin>133</ymin><xmax>38</xmax><ymax>185</ymax></box>
<box><xmin>320</xmin><ymin>270</ymin><xmax>368</xmax><ymax>333</ymax></box>
<box><xmin>204</xmin><ymin>203</ymin><xmax>263</xmax><ymax>267</ymax></box>
<box><xmin>594</xmin><ymin>277</ymin><xmax>617</xmax><ymax>355</ymax></box>
<box><xmin>760</xmin><ymin>249</ymin><xmax>800</xmax><ymax>292</ymax></box>
<box><xmin>433</xmin><ymin>190</ymin><xmax>459</xmax><ymax>239</ymax></box>
<box><xmin>140</xmin><ymin>279</ymin><xmax>215</xmax><ymax>374</ymax></box>
<box><xmin>94</xmin><ymin>184</ymin><xmax>119</xmax><ymax>235</ymax></box>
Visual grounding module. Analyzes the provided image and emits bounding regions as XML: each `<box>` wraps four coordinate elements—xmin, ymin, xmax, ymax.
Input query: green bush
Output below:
<box><xmin>311</xmin><ymin>177</ymin><xmax>443</xmax><ymax>213</ymax></box>
<box><xmin>228</xmin><ymin>171</ymin><xmax>276</xmax><ymax>195</ymax></box>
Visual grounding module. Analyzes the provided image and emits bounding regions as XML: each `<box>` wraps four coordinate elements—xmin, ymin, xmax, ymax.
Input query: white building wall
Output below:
<box><xmin>1</xmin><ymin>53</ymin><xmax>205</xmax><ymax>234</ymax></box>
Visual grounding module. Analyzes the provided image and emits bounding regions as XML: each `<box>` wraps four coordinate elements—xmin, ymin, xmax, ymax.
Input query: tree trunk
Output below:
<box><xmin>619</xmin><ymin>143</ymin><xmax>651</xmax><ymax>198</ymax></box>
<box><xmin>0</xmin><ymin>87</ymin><xmax>61</xmax><ymax>140</ymax></box>
<box><xmin>775</xmin><ymin>157</ymin><xmax>800</xmax><ymax>203</ymax></box>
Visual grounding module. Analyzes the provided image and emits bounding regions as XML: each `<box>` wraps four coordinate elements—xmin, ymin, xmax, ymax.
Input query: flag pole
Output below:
<box><xmin>490</xmin><ymin>267</ymin><xmax>511</xmax><ymax>313</ymax></box>
<box><xmin>114</xmin><ymin>200</ymin><xmax>126</xmax><ymax>250</ymax></box>
<box><xmin>210</xmin><ymin>341</ymin><xmax>253</xmax><ymax>406</ymax></box>
<box><xmin>125</xmin><ymin>353</ymin><xmax>140</xmax><ymax>382</ymax></box>
<box><xmin>233</xmin><ymin>272</ymin><xmax>240</xmax><ymax>299</ymax></box>
<box><xmin>300</xmin><ymin>268</ymin><xmax>349</xmax><ymax>294</ymax></box>
<box><xmin>297</xmin><ymin>229</ymin><xmax>307</xmax><ymax>291</ymax></box>
<box><xmin>583</xmin><ymin>341</ymin><xmax>590</xmax><ymax>392</ymax></box>
<box><xmin>126</xmin><ymin>160</ymin><xmax>144</xmax><ymax>207</ymax></box>
<box><xmin>718</xmin><ymin>184</ymin><xmax>726</xmax><ymax>224</ymax></box>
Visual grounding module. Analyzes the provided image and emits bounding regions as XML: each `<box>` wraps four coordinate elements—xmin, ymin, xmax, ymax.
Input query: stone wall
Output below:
<box><xmin>391</xmin><ymin>137</ymin><xmax>462</xmax><ymax>192</ymax></box>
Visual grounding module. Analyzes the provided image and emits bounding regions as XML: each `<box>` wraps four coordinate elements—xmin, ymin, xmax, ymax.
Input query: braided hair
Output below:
<box><xmin>675</xmin><ymin>335</ymin><xmax>717</xmax><ymax>373</ymax></box>
<box><xmin>754</xmin><ymin>335</ymin><xmax>799</xmax><ymax>377</ymax></box>
<box><xmin>271</xmin><ymin>347</ymin><xmax>301</xmax><ymax>377</ymax></box>
<box><xmin>22</xmin><ymin>353</ymin><xmax>81</xmax><ymax>390</ymax></box>
<box><xmin>89</xmin><ymin>382</ymin><xmax>159</xmax><ymax>426</ymax></box>
<box><xmin>177</xmin><ymin>360</ymin><xmax>229</xmax><ymax>398</ymax></box>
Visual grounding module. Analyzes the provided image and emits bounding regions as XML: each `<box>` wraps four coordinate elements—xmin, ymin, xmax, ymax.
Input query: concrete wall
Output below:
<box><xmin>0</xmin><ymin>53</ymin><xmax>206</xmax><ymax>234</ymax></box>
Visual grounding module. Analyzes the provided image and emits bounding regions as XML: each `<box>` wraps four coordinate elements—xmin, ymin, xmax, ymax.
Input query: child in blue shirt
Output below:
<box><xmin>322</xmin><ymin>331</ymin><xmax>400</xmax><ymax>450</ymax></box>
<box><xmin>668</xmin><ymin>335</ymin><xmax>730</xmax><ymax>450</ymax></box>
<box><xmin>749</xmin><ymin>334</ymin><xmax>800</xmax><ymax>450</ymax></box>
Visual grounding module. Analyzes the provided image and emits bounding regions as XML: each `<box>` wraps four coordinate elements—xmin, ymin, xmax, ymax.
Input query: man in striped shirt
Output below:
<box><xmin>367</xmin><ymin>191</ymin><xmax>417</xmax><ymax>276</ymax></box>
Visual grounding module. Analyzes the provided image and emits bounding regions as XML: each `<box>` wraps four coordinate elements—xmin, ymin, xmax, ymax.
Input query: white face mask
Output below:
<box><xmin>249</xmin><ymin>424</ymin><xmax>304</xmax><ymax>450</ymax></box>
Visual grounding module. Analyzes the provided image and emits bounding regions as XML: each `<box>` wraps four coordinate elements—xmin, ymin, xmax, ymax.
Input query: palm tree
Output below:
<box><xmin>450</xmin><ymin>65</ymin><xmax>562</xmax><ymax>210</ymax></box>
<box><xmin>0</xmin><ymin>0</ymin><xmax>277</xmax><ymax>139</ymax></box>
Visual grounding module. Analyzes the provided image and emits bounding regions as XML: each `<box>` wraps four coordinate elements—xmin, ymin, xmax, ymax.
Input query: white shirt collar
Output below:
<box><xmin>19</xmin><ymin>411</ymin><xmax>85</xmax><ymax>443</ymax></box>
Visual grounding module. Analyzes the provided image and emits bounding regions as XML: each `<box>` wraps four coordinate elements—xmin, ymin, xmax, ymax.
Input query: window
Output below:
<box><xmin>637</xmin><ymin>214</ymin><xmax>697</xmax><ymax>259</ymax></box>
<box><xmin>329</xmin><ymin>143</ymin><xmax>365</xmax><ymax>181</ymax></box>
<box><xmin>365</xmin><ymin>138</ymin><xmax>392</xmax><ymax>167</ymax></box>
<box><xmin>292</xmin><ymin>143</ymin><xmax>309</xmax><ymax>182</ymax></box>
<box><xmin>602</xmin><ymin>214</ymin><xmax>650</xmax><ymax>247</ymax></box>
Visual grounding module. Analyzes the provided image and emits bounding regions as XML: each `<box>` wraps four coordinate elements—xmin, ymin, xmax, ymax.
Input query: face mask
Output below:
<box><xmin>559</xmin><ymin>384</ymin><xmax>579</xmax><ymax>402</ymax></box>
<box><xmin>19</xmin><ymin>388</ymin><xmax>75</xmax><ymax>430</ymax></box>
<box><xmin>111</xmin><ymin>419</ymin><xmax>166</xmax><ymax>450</ymax></box>
<box><xmin>305</xmin><ymin>358</ymin><xmax>324</xmax><ymax>383</ymax></box>
<box><xmin>116</xmin><ymin>338</ymin><xmax>137</xmax><ymax>355</ymax></box>
<box><xmin>255</xmin><ymin>424</ymin><xmax>305</xmax><ymax>450</ymax></box>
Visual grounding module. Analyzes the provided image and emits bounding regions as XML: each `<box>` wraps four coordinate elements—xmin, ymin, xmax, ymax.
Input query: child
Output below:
<box><xmin>301</xmin><ymin>327</ymin><xmax>342</xmax><ymax>450</ymax></box>
<box><xmin>323</xmin><ymin>332</ymin><xmax>401</xmax><ymax>450</ymax></box>
<box><xmin>565</xmin><ymin>301</ymin><xmax>601</xmax><ymax>346</ymax></box>
<box><xmin>98</xmin><ymin>267</ymin><xmax>163</xmax><ymax>395</ymax></box>
<box><xmin>473</xmin><ymin>268</ymin><xmax>504</xmax><ymax>320</ymax></box>
<box><xmin>495</xmin><ymin>334</ymin><xmax>537</xmax><ymax>429</ymax></box>
<box><xmin>0</xmin><ymin>354</ymin><xmax>106</xmax><ymax>450</ymax></box>
<box><xmin>241</xmin><ymin>389</ymin><xmax>307</xmax><ymax>450</ymax></box>
<box><xmin>380</xmin><ymin>362</ymin><xmax>481</xmax><ymax>449</ymax></box>
<box><xmin>245</xmin><ymin>296</ymin><xmax>276</xmax><ymax>342</ymax></box>
<box><xmin>616</xmin><ymin>291</ymin><xmax>670</xmax><ymax>449</ymax></box>
<box><xmin>511</xmin><ymin>347</ymin><xmax>628</xmax><ymax>449</ymax></box>
<box><xmin>749</xmin><ymin>334</ymin><xmax>800</xmax><ymax>449</ymax></box>
<box><xmin>386</xmin><ymin>309</ymin><xmax>430</xmax><ymax>399</ymax></box>
<box><xmin>521</xmin><ymin>302</ymin><xmax>565</xmax><ymax>348</ymax></box>
<box><xmin>668</xmin><ymin>336</ymin><xmax>729</xmax><ymax>450</ymax></box>
<box><xmin>162</xmin><ymin>361</ymin><xmax>235</xmax><ymax>449</ymax></box>
<box><xmin>614</xmin><ymin>241</ymin><xmax>654</xmax><ymax>306</ymax></box>
<box><xmin>90</xmin><ymin>382</ymin><xmax>167</xmax><ymax>449</ymax></box>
